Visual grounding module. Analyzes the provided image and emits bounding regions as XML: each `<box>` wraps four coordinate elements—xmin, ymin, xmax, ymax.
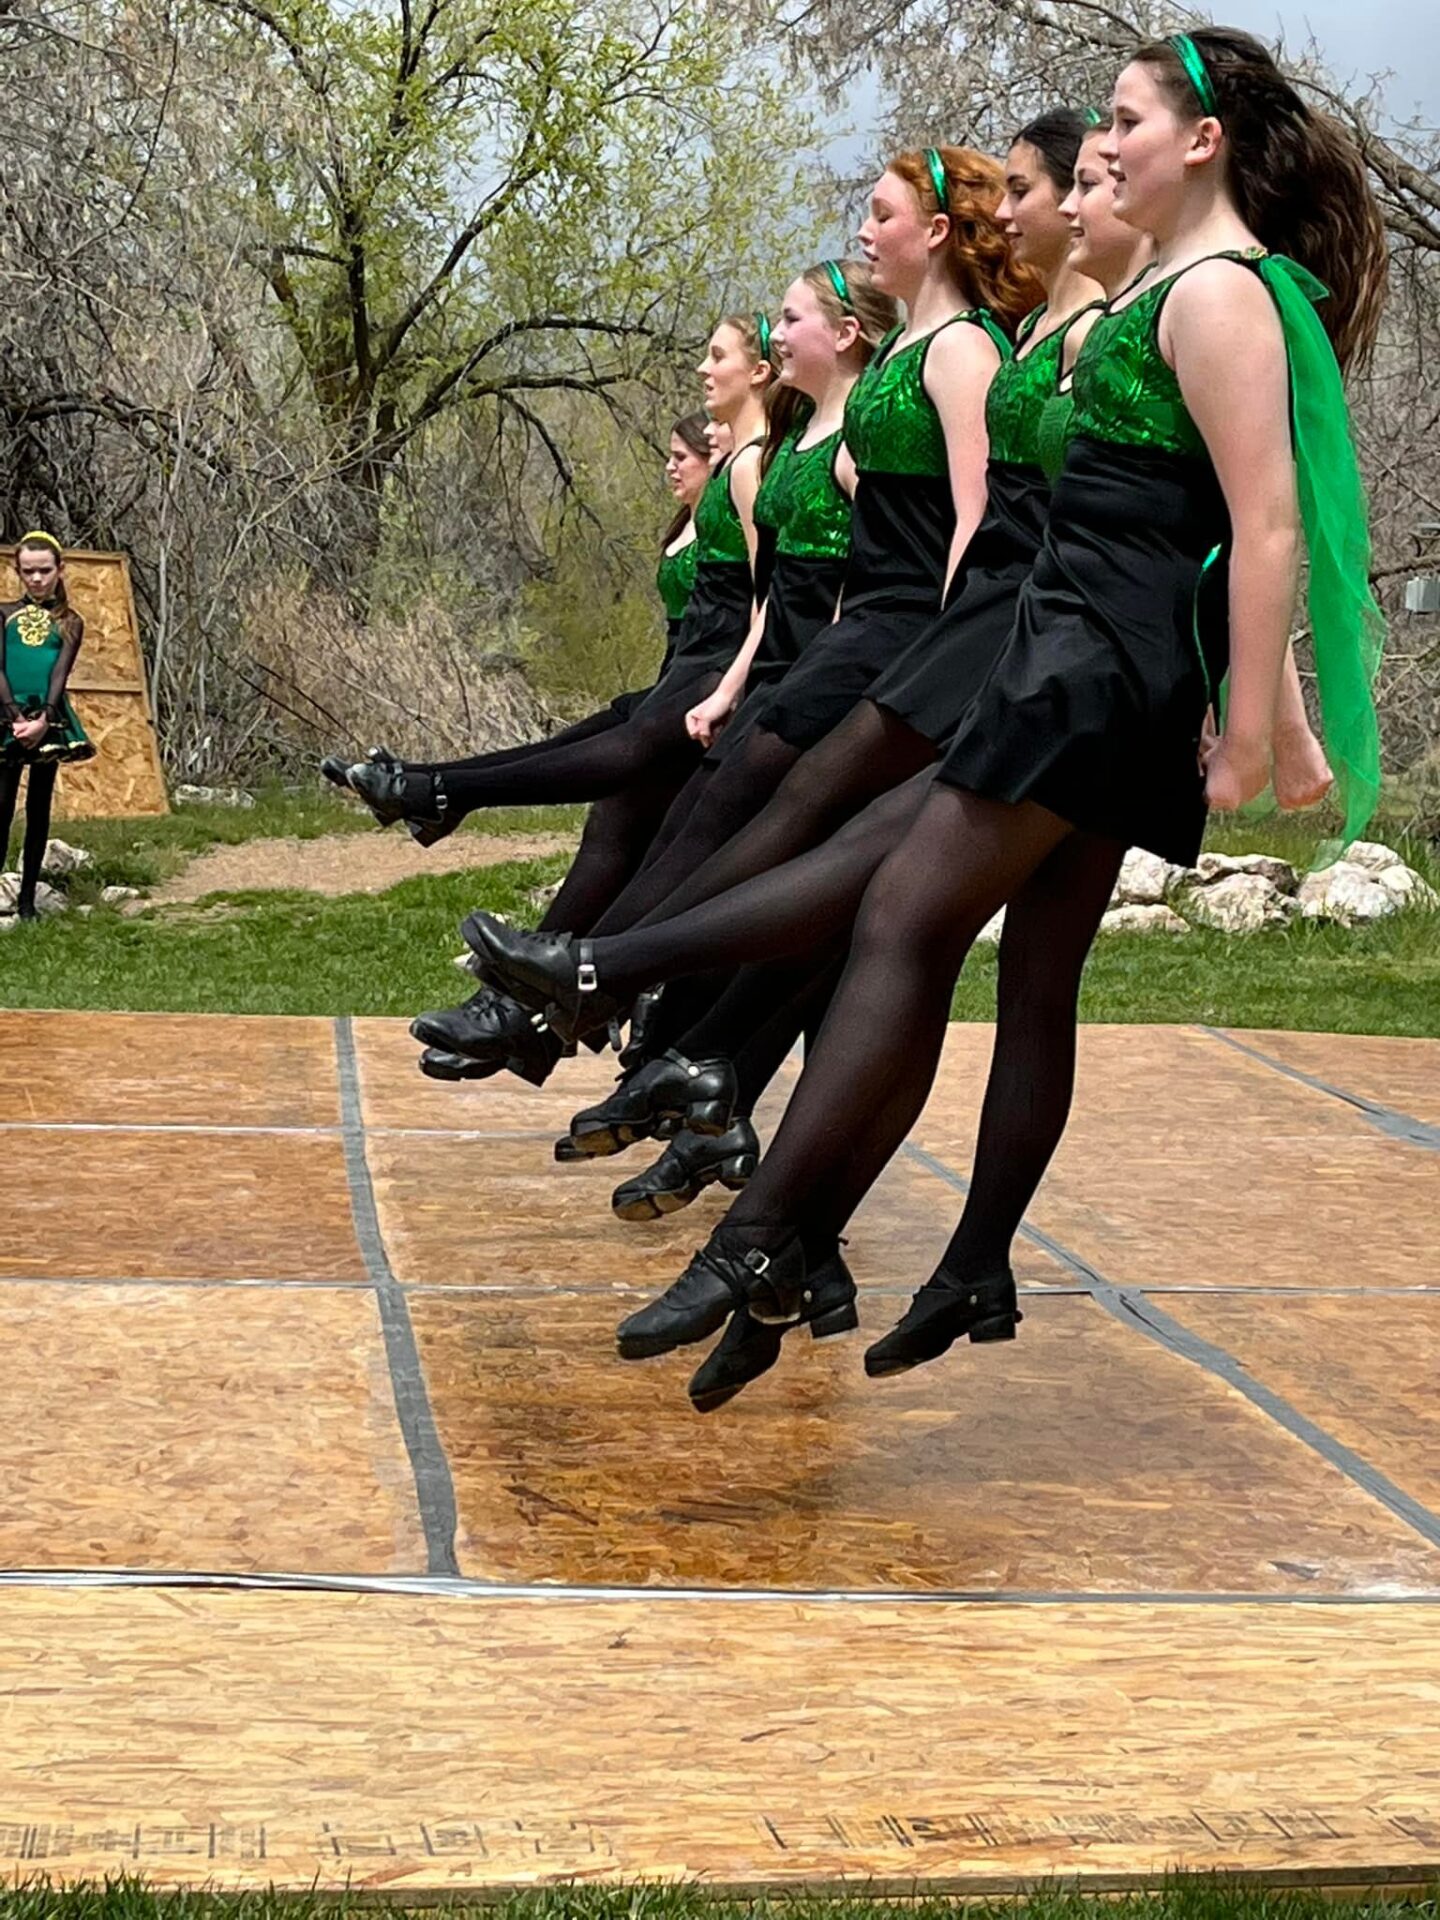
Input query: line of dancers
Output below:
<box><xmin>325</xmin><ymin>28</ymin><xmax>1386</xmax><ymax>1412</ymax></box>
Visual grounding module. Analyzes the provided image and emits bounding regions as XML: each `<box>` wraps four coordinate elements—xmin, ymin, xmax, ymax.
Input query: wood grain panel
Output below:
<box><xmin>914</xmin><ymin>1024</ymin><xmax>1438</xmax><ymax>1289</ymax></box>
<box><xmin>0</xmin><ymin>1011</ymin><xmax>338</xmax><ymax>1128</ymax></box>
<box><xmin>1219</xmin><ymin>1027</ymin><xmax>1440</xmax><ymax>1130</ymax></box>
<box><xmin>1166</xmin><ymin>1294</ymin><xmax>1440</xmax><ymax>1516</ymax></box>
<box><xmin>411</xmin><ymin>1289</ymin><xmax>1440</xmax><ymax>1592</ymax></box>
<box><xmin>0</xmin><ymin>1284</ymin><xmax>423</xmax><ymax>1573</ymax></box>
<box><xmin>0</xmin><ymin>1589</ymin><xmax>1436</xmax><ymax>1890</ymax></box>
<box><xmin>1</xmin><ymin>1129</ymin><xmax>364</xmax><ymax>1281</ymax></box>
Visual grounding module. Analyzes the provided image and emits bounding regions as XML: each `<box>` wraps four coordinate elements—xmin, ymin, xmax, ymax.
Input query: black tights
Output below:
<box><xmin>588</xmin><ymin>720</ymin><xmax>805</xmax><ymax>935</ymax></box>
<box><xmin>590</xmin><ymin>772</ymin><xmax>935</xmax><ymax>996</ymax></box>
<box><xmin>536</xmin><ymin>779</ymin><xmax>682</xmax><ymax>935</ymax></box>
<box><xmin>721</xmin><ymin>785</ymin><xmax>1123</xmax><ymax>1267</ymax></box>
<box><xmin>621</xmin><ymin>700</ymin><xmax>935</xmax><ymax>936</ymax></box>
<box><xmin>0</xmin><ymin>760</ymin><xmax>58</xmax><ymax>909</ymax></box>
<box><xmin>411</xmin><ymin>673</ymin><xmax>717</xmax><ymax>817</ymax></box>
<box><xmin>678</xmin><ymin>951</ymin><xmax>843</xmax><ymax>1116</ymax></box>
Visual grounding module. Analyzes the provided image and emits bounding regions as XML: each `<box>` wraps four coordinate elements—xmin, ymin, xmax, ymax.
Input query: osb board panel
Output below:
<box><xmin>370</xmin><ymin>1126</ymin><xmax>1067</xmax><ymax>1295</ymax></box>
<box><xmin>410</xmin><ymin>1289</ymin><xmax>1440</xmax><ymax>1592</ymax></box>
<box><xmin>1223</xmin><ymin>1027</ymin><xmax>1440</xmax><ymax>1130</ymax></box>
<box><xmin>52</xmin><ymin>691</ymin><xmax>167</xmax><ymax>819</ymax></box>
<box><xmin>0</xmin><ymin>1129</ymin><xmax>364</xmax><ymax>1281</ymax></box>
<box><xmin>1</xmin><ymin>551</ymin><xmax>168</xmax><ymax>820</ymax></box>
<box><xmin>1167</xmin><ymin>1294</ymin><xmax>1440</xmax><ymax>1517</ymax></box>
<box><xmin>916</xmin><ymin>1023</ymin><xmax>1438</xmax><ymax>1289</ymax></box>
<box><xmin>0</xmin><ymin>1285</ymin><xmax>424</xmax><ymax>1574</ymax></box>
<box><xmin>0</xmin><ymin>1589</ymin><xmax>1438</xmax><ymax>1889</ymax></box>
<box><xmin>0</xmin><ymin>1011</ymin><xmax>339</xmax><ymax>1128</ymax></box>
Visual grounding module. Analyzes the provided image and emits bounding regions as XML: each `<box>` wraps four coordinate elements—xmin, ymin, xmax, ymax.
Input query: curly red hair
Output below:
<box><xmin>888</xmin><ymin>147</ymin><xmax>1044</xmax><ymax>337</ymax></box>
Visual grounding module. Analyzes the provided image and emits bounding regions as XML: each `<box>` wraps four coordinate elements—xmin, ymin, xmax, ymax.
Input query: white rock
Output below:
<box><xmin>0</xmin><ymin>873</ymin><xmax>61</xmax><ymax>914</ymax></box>
<box><xmin>1099</xmin><ymin>902</ymin><xmax>1191</xmax><ymax>936</ymax></box>
<box><xmin>76</xmin><ymin>904</ymin><xmax>93</xmax><ymax>917</ymax></box>
<box><xmin>172</xmin><ymin>783</ymin><xmax>255</xmax><ymax>809</ymax></box>
<box><xmin>1340</xmin><ymin>840</ymin><xmax>1406</xmax><ymax>874</ymax></box>
<box><xmin>0</xmin><ymin>873</ymin><xmax>16</xmax><ymax>913</ymax></box>
<box><xmin>1112</xmin><ymin>848</ymin><xmax>1178</xmax><ymax>905</ymax></box>
<box><xmin>1194</xmin><ymin>851</ymin><xmax>1298</xmax><ymax>892</ymax></box>
<box><xmin>1186</xmin><ymin>872</ymin><xmax>1298</xmax><ymax>932</ymax></box>
<box><xmin>41</xmin><ymin>838</ymin><xmax>92</xmax><ymax>875</ymax></box>
<box><xmin>100</xmin><ymin>884</ymin><xmax>142</xmax><ymax>905</ymax></box>
<box><xmin>975</xmin><ymin>907</ymin><xmax>1006</xmax><ymax>944</ymax></box>
<box><xmin>1296</xmin><ymin>862</ymin><xmax>1398</xmax><ymax>924</ymax></box>
<box><xmin>1371</xmin><ymin>864</ymin><xmax>1440</xmax><ymax>910</ymax></box>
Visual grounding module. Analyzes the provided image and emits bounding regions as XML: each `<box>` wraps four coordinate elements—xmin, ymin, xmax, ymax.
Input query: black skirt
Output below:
<box><xmin>937</xmin><ymin>437</ymin><xmax>1230</xmax><ymax>866</ymax></box>
<box><xmin>869</xmin><ymin>462</ymin><xmax>1051</xmax><ymax>749</ymax></box>
<box><xmin>637</xmin><ymin>560</ymin><xmax>752</xmax><ymax>712</ymax></box>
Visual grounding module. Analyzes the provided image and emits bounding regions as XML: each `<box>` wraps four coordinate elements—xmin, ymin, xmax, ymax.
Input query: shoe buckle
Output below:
<box><xmin>529</xmin><ymin>1012</ymin><xmax>549</xmax><ymax>1032</ymax></box>
<box><xmin>743</xmin><ymin>1246</ymin><xmax>771</xmax><ymax>1276</ymax></box>
<box><xmin>577</xmin><ymin>960</ymin><xmax>598</xmax><ymax>994</ymax></box>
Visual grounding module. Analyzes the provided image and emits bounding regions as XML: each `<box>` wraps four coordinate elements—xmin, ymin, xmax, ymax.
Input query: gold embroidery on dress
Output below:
<box><xmin>14</xmin><ymin>604</ymin><xmax>53</xmax><ymax>648</ymax></box>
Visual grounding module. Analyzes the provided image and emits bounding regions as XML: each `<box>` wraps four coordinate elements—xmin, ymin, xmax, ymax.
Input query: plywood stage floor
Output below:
<box><xmin>1</xmin><ymin>1009</ymin><xmax>1439</xmax><ymax>1896</ymax></box>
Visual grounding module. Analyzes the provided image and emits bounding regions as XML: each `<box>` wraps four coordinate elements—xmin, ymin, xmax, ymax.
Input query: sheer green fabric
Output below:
<box><xmin>1259</xmin><ymin>254</ymin><xmax>1385</xmax><ymax>856</ymax></box>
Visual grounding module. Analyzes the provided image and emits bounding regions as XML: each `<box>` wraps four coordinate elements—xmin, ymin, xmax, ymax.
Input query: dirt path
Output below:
<box><xmin>151</xmin><ymin>829</ymin><xmax>576</xmax><ymax>904</ymax></box>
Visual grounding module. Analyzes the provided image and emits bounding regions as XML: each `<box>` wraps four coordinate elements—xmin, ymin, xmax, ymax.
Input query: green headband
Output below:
<box><xmin>1166</xmin><ymin>32</ymin><xmax>1218</xmax><ymax>116</ymax></box>
<box><xmin>822</xmin><ymin>259</ymin><xmax>854</xmax><ymax>313</ymax></box>
<box><xmin>1082</xmin><ymin>106</ymin><xmax>1105</xmax><ymax>128</ymax></box>
<box><xmin>924</xmin><ymin>147</ymin><xmax>949</xmax><ymax>214</ymax></box>
<box><xmin>754</xmin><ymin>311</ymin><xmax>773</xmax><ymax>362</ymax></box>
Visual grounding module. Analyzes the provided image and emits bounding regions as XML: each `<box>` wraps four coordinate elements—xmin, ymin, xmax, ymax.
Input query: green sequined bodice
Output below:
<box><xmin>844</xmin><ymin>311</ymin><xmax>1012</xmax><ymax>478</ymax></box>
<box><xmin>2</xmin><ymin>603</ymin><xmax>63</xmax><ymax>705</ymax></box>
<box><xmin>1071</xmin><ymin>251</ymin><xmax>1266</xmax><ymax>458</ymax></box>
<box><xmin>1035</xmin><ymin>389</ymin><xmax>1076</xmax><ymax>483</ymax></box>
<box><xmin>984</xmin><ymin>311</ymin><xmax>1070</xmax><ymax>468</ymax></box>
<box><xmin>753</xmin><ymin>428</ymin><xmax>850</xmax><ymax>561</ymax></box>
<box><xmin>692</xmin><ymin>457</ymin><xmax>751</xmax><ymax>565</ymax></box>
<box><xmin>656</xmin><ymin>537</ymin><xmax>698</xmax><ymax>621</ymax></box>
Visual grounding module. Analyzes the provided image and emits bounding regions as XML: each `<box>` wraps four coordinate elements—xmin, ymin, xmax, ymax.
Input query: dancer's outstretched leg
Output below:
<box><xmin>535</xmin><ymin>778</ymin><xmax>681</xmax><ymax>935</ymax></box>
<box><xmin>468</xmin><ymin>772</ymin><xmax>936</xmax><ymax>1031</ymax></box>
<box><xmin>619</xmin><ymin>701</ymin><xmax>936</xmax><ymax>935</ymax></box>
<box><xmin>586</xmin><ymin>721</ymin><xmax>806</xmax><ymax>936</ymax></box>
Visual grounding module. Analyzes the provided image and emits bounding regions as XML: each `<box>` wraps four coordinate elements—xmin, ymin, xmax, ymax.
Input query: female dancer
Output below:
<box><xmin>476</xmin><ymin>31</ymin><xmax>1385</xmax><ymax>1400</ymax></box>
<box><xmin>1</xmin><ymin>534</ymin><xmax>94</xmax><ymax>921</ymax></box>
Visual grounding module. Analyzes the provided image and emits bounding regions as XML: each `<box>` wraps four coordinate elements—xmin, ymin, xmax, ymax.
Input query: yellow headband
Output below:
<box><xmin>17</xmin><ymin>529</ymin><xmax>62</xmax><ymax>555</ymax></box>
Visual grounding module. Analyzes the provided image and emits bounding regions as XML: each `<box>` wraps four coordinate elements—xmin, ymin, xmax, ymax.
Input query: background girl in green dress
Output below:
<box><xmin>0</xmin><ymin>533</ymin><xmax>94</xmax><ymax>921</ymax></box>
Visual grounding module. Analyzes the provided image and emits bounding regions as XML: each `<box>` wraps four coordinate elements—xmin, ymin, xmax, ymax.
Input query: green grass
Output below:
<box><xmin>3</xmin><ymin>796</ymin><xmax>1438</xmax><ymax>1037</ymax></box>
<box><xmin>0</xmin><ymin>1881</ymin><xmax>1433</xmax><ymax>1920</ymax></box>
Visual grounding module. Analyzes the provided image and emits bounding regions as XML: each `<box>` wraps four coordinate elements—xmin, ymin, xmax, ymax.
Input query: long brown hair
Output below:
<box><xmin>14</xmin><ymin>533</ymin><xmax>81</xmax><ymax>645</ymax></box>
<box><xmin>761</xmin><ymin>258</ymin><xmax>901</xmax><ymax>472</ymax></box>
<box><xmin>1134</xmin><ymin>27</ymin><xmax>1386</xmax><ymax>371</ymax></box>
<box><xmin>888</xmin><ymin>146</ymin><xmax>1045</xmax><ymax>336</ymax></box>
<box><xmin>661</xmin><ymin>411</ymin><xmax>711</xmax><ymax>552</ymax></box>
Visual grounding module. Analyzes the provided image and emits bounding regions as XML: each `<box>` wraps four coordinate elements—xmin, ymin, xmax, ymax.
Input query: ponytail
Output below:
<box><xmin>1136</xmin><ymin>27</ymin><xmax>1386</xmax><ymax>370</ymax></box>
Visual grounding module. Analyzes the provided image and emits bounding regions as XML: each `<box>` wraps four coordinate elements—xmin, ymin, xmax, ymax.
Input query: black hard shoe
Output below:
<box><xmin>687</xmin><ymin>1246</ymin><xmax>858</xmax><ymax>1413</ymax></box>
<box><xmin>15</xmin><ymin>897</ymin><xmax>39</xmax><ymax>923</ymax></box>
<box><xmin>461</xmin><ymin>913</ymin><xmax>621</xmax><ymax>1045</ymax></box>
<box><xmin>417</xmin><ymin>1047</ymin><xmax>503</xmax><ymax>1083</ymax></box>
<box><xmin>614</xmin><ymin>1228</ymin><xmax>805</xmax><ymax>1360</ymax></box>
<box><xmin>570</xmin><ymin>1050</ymin><xmax>740</xmax><ymax>1158</ymax></box>
<box><xmin>349</xmin><ymin>759</ymin><xmax>446</xmax><ymax>831</ymax></box>
<box><xmin>407</xmin><ymin>811</ymin><xmax>459</xmax><ymax>850</ymax></box>
<box><xmin>864</xmin><ymin>1267</ymin><xmax>1021</xmax><ymax>1378</ymax></box>
<box><xmin>321</xmin><ymin>744</ymin><xmax>398</xmax><ymax>794</ymax></box>
<box><xmin>612</xmin><ymin>1121</ymin><xmax>760</xmax><ymax>1222</ymax></box>
<box><xmin>410</xmin><ymin>987</ymin><xmax>565</xmax><ymax>1087</ymax></box>
<box><xmin>553</xmin><ymin>1135</ymin><xmax>586</xmax><ymax>1163</ymax></box>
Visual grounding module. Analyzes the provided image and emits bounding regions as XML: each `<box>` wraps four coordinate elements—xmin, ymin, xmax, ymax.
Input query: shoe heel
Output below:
<box><xmin>810</xmin><ymin>1300</ymin><xmax>859</xmax><ymax>1340</ymax></box>
<box><xmin>718</xmin><ymin>1153</ymin><xmax>758</xmax><ymax>1191</ymax></box>
<box><xmin>969</xmin><ymin>1311</ymin><xmax>1019</xmax><ymax>1344</ymax></box>
<box><xmin>687</xmin><ymin>1099</ymin><xmax>732</xmax><ymax>1137</ymax></box>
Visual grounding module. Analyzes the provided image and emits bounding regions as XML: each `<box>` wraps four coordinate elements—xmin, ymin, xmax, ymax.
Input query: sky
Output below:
<box><xmin>1221</xmin><ymin>0</ymin><xmax>1439</xmax><ymax>121</ymax></box>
